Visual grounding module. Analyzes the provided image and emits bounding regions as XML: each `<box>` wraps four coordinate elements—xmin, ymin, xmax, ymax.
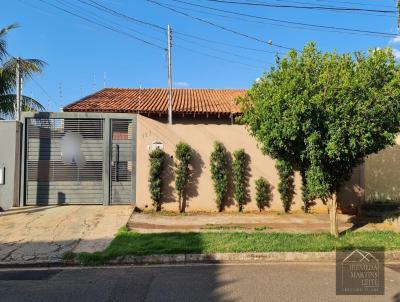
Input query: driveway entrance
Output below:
<box><xmin>0</xmin><ymin>205</ymin><xmax>132</xmax><ymax>263</ymax></box>
<box><xmin>20</xmin><ymin>112</ymin><xmax>137</xmax><ymax>207</ymax></box>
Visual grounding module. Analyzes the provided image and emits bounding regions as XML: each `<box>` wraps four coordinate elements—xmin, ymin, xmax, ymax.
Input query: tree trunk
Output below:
<box><xmin>180</xmin><ymin>193</ymin><xmax>187</xmax><ymax>213</ymax></box>
<box><xmin>178</xmin><ymin>193</ymin><xmax>182</xmax><ymax>213</ymax></box>
<box><xmin>328</xmin><ymin>195</ymin><xmax>339</xmax><ymax>237</ymax></box>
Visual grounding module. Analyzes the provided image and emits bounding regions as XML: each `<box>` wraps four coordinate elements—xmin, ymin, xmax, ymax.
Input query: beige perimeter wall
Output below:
<box><xmin>136</xmin><ymin>115</ymin><xmax>400</xmax><ymax>213</ymax></box>
<box><xmin>136</xmin><ymin>115</ymin><xmax>327</xmax><ymax>213</ymax></box>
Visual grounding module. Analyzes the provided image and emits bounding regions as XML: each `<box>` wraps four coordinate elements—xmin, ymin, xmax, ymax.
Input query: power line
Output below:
<box><xmin>170</xmin><ymin>0</ymin><xmax>398</xmax><ymax>38</ymax></box>
<box><xmin>80</xmin><ymin>0</ymin><xmax>280</xmax><ymax>59</ymax></box>
<box><xmin>20</xmin><ymin>0</ymin><xmax>165</xmax><ymax>45</ymax></box>
<box><xmin>201</xmin><ymin>0</ymin><xmax>397</xmax><ymax>14</ymax></box>
<box><xmin>174</xmin><ymin>35</ymin><xmax>274</xmax><ymax>64</ymax></box>
<box><xmin>243</xmin><ymin>0</ymin><xmax>394</xmax><ymax>9</ymax></box>
<box><xmin>80</xmin><ymin>0</ymin><xmax>283</xmax><ymax>55</ymax></box>
<box><xmin>38</xmin><ymin>0</ymin><xmax>166</xmax><ymax>50</ymax></box>
<box><xmin>54</xmin><ymin>0</ymin><xmax>167</xmax><ymax>44</ymax></box>
<box><xmin>30</xmin><ymin>76</ymin><xmax>58</xmax><ymax>110</ymax></box>
<box><xmin>303</xmin><ymin>0</ymin><xmax>395</xmax><ymax>8</ymax></box>
<box><xmin>78</xmin><ymin>0</ymin><xmax>165</xmax><ymax>32</ymax></box>
<box><xmin>36</xmin><ymin>0</ymin><xmax>270</xmax><ymax>71</ymax></box>
<box><xmin>174</xmin><ymin>31</ymin><xmax>285</xmax><ymax>55</ymax></box>
<box><xmin>146</xmin><ymin>0</ymin><xmax>297</xmax><ymax>51</ymax></box>
<box><xmin>76</xmin><ymin>0</ymin><xmax>285</xmax><ymax>60</ymax></box>
<box><xmin>174</xmin><ymin>43</ymin><xmax>265</xmax><ymax>69</ymax></box>
<box><xmin>79</xmin><ymin>1</ymin><xmax>268</xmax><ymax>69</ymax></box>
<box><xmin>235</xmin><ymin>0</ymin><xmax>396</xmax><ymax>17</ymax></box>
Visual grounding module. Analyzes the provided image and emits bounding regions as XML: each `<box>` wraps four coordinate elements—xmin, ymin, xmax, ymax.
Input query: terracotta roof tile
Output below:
<box><xmin>63</xmin><ymin>88</ymin><xmax>246</xmax><ymax>116</ymax></box>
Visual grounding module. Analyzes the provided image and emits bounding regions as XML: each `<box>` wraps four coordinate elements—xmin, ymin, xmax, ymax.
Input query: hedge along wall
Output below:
<box><xmin>136</xmin><ymin>115</ymin><xmax>362</xmax><ymax>213</ymax></box>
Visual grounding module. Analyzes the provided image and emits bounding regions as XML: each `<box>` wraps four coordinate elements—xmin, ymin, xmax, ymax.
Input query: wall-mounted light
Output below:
<box><xmin>147</xmin><ymin>140</ymin><xmax>164</xmax><ymax>152</ymax></box>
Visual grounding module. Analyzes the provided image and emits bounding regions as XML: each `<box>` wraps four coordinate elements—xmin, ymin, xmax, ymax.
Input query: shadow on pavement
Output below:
<box><xmin>0</xmin><ymin>205</ymin><xmax>59</xmax><ymax>217</ymax></box>
<box><xmin>0</xmin><ymin>235</ymin><xmax>236</xmax><ymax>302</ymax></box>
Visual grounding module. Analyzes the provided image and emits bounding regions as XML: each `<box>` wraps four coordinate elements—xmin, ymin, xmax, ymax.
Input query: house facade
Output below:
<box><xmin>62</xmin><ymin>88</ymin><xmax>366</xmax><ymax>213</ymax></box>
<box><xmin>1</xmin><ymin>87</ymin><xmax>396</xmax><ymax>212</ymax></box>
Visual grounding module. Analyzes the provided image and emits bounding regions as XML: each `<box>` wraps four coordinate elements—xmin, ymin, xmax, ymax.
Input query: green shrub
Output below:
<box><xmin>148</xmin><ymin>148</ymin><xmax>165</xmax><ymax>211</ymax></box>
<box><xmin>255</xmin><ymin>177</ymin><xmax>272</xmax><ymax>212</ymax></box>
<box><xmin>174</xmin><ymin>142</ymin><xmax>193</xmax><ymax>213</ymax></box>
<box><xmin>210</xmin><ymin>141</ymin><xmax>228</xmax><ymax>211</ymax></box>
<box><xmin>233</xmin><ymin>149</ymin><xmax>247</xmax><ymax>212</ymax></box>
<box><xmin>276</xmin><ymin>160</ymin><xmax>295</xmax><ymax>213</ymax></box>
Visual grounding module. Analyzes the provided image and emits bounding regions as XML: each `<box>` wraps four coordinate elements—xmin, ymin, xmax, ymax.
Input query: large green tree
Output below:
<box><xmin>0</xmin><ymin>24</ymin><xmax>45</xmax><ymax>117</ymax></box>
<box><xmin>239</xmin><ymin>42</ymin><xmax>400</xmax><ymax>237</ymax></box>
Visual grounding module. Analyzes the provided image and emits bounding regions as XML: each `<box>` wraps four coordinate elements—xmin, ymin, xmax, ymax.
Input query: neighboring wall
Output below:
<box><xmin>0</xmin><ymin>121</ymin><xmax>21</xmax><ymax>210</ymax></box>
<box><xmin>136</xmin><ymin>115</ymin><xmax>331</xmax><ymax>213</ymax></box>
<box><xmin>363</xmin><ymin>136</ymin><xmax>400</xmax><ymax>202</ymax></box>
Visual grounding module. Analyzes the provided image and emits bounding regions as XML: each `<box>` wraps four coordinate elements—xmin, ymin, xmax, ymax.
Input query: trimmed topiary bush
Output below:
<box><xmin>255</xmin><ymin>177</ymin><xmax>272</xmax><ymax>212</ymax></box>
<box><xmin>148</xmin><ymin>148</ymin><xmax>165</xmax><ymax>211</ymax></box>
<box><xmin>276</xmin><ymin>160</ymin><xmax>295</xmax><ymax>213</ymax></box>
<box><xmin>174</xmin><ymin>142</ymin><xmax>193</xmax><ymax>213</ymax></box>
<box><xmin>210</xmin><ymin>141</ymin><xmax>228</xmax><ymax>212</ymax></box>
<box><xmin>233</xmin><ymin>148</ymin><xmax>247</xmax><ymax>212</ymax></box>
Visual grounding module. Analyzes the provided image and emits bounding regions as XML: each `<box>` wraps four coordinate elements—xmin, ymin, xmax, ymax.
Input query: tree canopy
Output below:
<box><xmin>239</xmin><ymin>42</ymin><xmax>400</xmax><ymax>235</ymax></box>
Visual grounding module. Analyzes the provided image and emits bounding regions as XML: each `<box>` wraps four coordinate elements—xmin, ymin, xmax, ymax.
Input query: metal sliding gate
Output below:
<box><xmin>26</xmin><ymin>118</ymin><xmax>105</xmax><ymax>205</ymax></box>
<box><xmin>24</xmin><ymin>114</ymin><xmax>136</xmax><ymax>205</ymax></box>
<box><xmin>111</xmin><ymin>119</ymin><xmax>135</xmax><ymax>204</ymax></box>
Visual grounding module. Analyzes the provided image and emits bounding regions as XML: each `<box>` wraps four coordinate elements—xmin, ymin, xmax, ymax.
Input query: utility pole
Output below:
<box><xmin>93</xmin><ymin>73</ymin><xmax>96</xmax><ymax>91</ymax></box>
<box><xmin>15</xmin><ymin>58</ymin><xmax>21</xmax><ymax>121</ymax></box>
<box><xmin>59</xmin><ymin>83</ymin><xmax>63</xmax><ymax>111</ymax></box>
<box><xmin>167</xmin><ymin>25</ymin><xmax>173</xmax><ymax>125</ymax></box>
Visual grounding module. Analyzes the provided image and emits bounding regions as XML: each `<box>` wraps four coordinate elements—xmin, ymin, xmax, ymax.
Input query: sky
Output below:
<box><xmin>1</xmin><ymin>0</ymin><xmax>399</xmax><ymax>112</ymax></box>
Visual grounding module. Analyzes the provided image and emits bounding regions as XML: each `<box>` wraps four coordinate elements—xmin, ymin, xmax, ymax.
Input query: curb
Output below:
<box><xmin>109</xmin><ymin>252</ymin><xmax>337</xmax><ymax>265</ymax></box>
<box><xmin>1</xmin><ymin>252</ymin><xmax>399</xmax><ymax>268</ymax></box>
<box><xmin>0</xmin><ymin>259</ymin><xmax>65</xmax><ymax>268</ymax></box>
<box><xmin>109</xmin><ymin>251</ymin><xmax>400</xmax><ymax>265</ymax></box>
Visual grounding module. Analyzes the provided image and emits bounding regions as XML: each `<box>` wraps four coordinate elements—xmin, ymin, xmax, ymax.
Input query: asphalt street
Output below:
<box><xmin>0</xmin><ymin>263</ymin><xmax>399</xmax><ymax>302</ymax></box>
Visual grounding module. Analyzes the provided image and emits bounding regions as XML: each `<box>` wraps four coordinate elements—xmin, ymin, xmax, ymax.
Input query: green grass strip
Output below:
<box><xmin>69</xmin><ymin>228</ymin><xmax>400</xmax><ymax>265</ymax></box>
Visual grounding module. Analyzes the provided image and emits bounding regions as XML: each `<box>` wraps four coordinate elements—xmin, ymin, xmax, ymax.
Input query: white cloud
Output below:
<box><xmin>390</xmin><ymin>36</ymin><xmax>400</xmax><ymax>44</ymax></box>
<box><xmin>173</xmin><ymin>81</ymin><xmax>189</xmax><ymax>87</ymax></box>
<box><xmin>392</xmin><ymin>48</ymin><xmax>400</xmax><ymax>60</ymax></box>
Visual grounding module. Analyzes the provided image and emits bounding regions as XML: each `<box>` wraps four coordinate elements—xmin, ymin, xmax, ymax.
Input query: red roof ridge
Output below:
<box><xmin>63</xmin><ymin>87</ymin><xmax>248</xmax><ymax>116</ymax></box>
<box><xmin>99</xmin><ymin>87</ymin><xmax>247</xmax><ymax>90</ymax></box>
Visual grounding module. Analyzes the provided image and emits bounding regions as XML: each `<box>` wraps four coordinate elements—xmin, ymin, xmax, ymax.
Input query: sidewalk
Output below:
<box><xmin>128</xmin><ymin>212</ymin><xmax>400</xmax><ymax>233</ymax></box>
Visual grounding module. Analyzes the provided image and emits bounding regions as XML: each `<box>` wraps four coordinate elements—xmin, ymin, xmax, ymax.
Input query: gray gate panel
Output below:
<box><xmin>111</xmin><ymin>119</ymin><xmax>135</xmax><ymax>205</ymax></box>
<box><xmin>26</xmin><ymin>118</ymin><xmax>104</xmax><ymax>205</ymax></box>
<box><xmin>27</xmin><ymin>140</ymin><xmax>103</xmax><ymax>161</ymax></box>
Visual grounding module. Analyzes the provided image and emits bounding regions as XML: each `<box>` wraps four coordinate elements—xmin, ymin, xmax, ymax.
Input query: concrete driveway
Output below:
<box><xmin>0</xmin><ymin>205</ymin><xmax>133</xmax><ymax>264</ymax></box>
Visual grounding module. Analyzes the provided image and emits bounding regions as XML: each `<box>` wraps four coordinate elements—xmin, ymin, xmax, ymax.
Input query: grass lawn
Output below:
<box><xmin>68</xmin><ymin>228</ymin><xmax>400</xmax><ymax>265</ymax></box>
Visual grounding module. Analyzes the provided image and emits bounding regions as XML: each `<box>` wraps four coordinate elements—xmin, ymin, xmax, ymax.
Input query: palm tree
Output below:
<box><xmin>0</xmin><ymin>24</ymin><xmax>46</xmax><ymax>118</ymax></box>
